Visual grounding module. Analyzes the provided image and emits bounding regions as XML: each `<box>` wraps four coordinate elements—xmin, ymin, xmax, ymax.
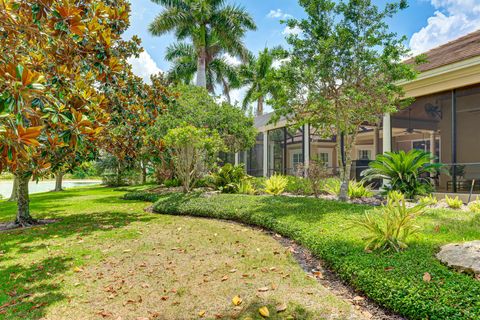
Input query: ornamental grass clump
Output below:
<box><xmin>418</xmin><ymin>194</ymin><xmax>438</xmax><ymax>206</ymax></box>
<box><xmin>237</xmin><ymin>179</ymin><xmax>256</xmax><ymax>195</ymax></box>
<box><xmin>264</xmin><ymin>174</ymin><xmax>288</xmax><ymax>195</ymax></box>
<box><xmin>353</xmin><ymin>192</ymin><xmax>426</xmax><ymax>252</ymax></box>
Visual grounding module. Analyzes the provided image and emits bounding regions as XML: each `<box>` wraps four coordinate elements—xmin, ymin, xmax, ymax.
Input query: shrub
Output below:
<box><xmin>361</xmin><ymin>150</ymin><xmax>443</xmax><ymax>199</ymax></box>
<box><xmin>305</xmin><ymin>160</ymin><xmax>329</xmax><ymax>198</ymax></box>
<box><xmin>353</xmin><ymin>193</ymin><xmax>426</xmax><ymax>252</ymax></box>
<box><xmin>264</xmin><ymin>174</ymin><xmax>288</xmax><ymax>195</ymax></box>
<box><xmin>348</xmin><ymin>181</ymin><xmax>374</xmax><ymax>199</ymax></box>
<box><xmin>419</xmin><ymin>194</ymin><xmax>438</xmax><ymax>206</ymax></box>
<box><xmin>237</xmin><ymin>179</ymin><xmax>256</xmax><ymax>195</ymax></box>
<box><xmin>164</xmin><ymin>178</ymin><xmax>181</xmax><ymax>188</ymax></box>
<box><xmin>285</xmin><ymin>176</ymin><xmax>312</xmax><ymax>195</ymax></box>
<box><xmin>322</xmin><ymin>178</ymin><xmax>372</xmax><ymax>199</ymax></box>
<box><xmin>164</xmin><ymin>125</ymin><xmax>224</xmax><ymax>192</ymax></box>
<box><xmin>468</xmin><ymin>200</ymin><xmax>480</xmax><ymax>213</ymax></box>
<box><xmin>445</xmin><ymin>195</ymin><xmax>463</xmax><ymax>209</ymax></box>
<box><xmin>211</xmin><ymin>164</ymin><xmax>246</xmax><ymax>193</ymax></box>
<box><xmin>123</xmin><ymin>191</ymin><xmax>161</xmax><ymax>203</ymax></box>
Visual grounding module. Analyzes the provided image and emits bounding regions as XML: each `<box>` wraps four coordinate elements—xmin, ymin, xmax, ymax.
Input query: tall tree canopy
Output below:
<box><xmin>272</xmin><ymin>0</ymin><xmax>417</xmax><ymax>200</ymax></box>
<box><xmin>148</xmin><ymin>0</ymin><xmax>256</xmax><ymax>88</ymax></box>
<box><xmin>0</xmin><ymin>0</ymin><xmax>135</xmax><ymax>225</ymax></box>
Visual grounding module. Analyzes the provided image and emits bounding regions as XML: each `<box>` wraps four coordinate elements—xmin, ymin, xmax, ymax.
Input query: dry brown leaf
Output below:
<box><xmin>221</xmin><ymin>275</ymin><xmax>229</xmax><ymax>281</ymax></box>
<box><xmin>276</xmin><ymin>303</ymin><xmax>287</xmax><ymax>313</ymax></box>
<box><xmin>257</xmin><ymin>287</ymin><xmax>269</xmax><ymax>292</ymax></box>
<box><xmin>259</xmin><ymin>306</ymin><xmax>270</xmax><ymax>318</ymax></box>
<box><xmin>232</xmin><ymin>295</ymin><xmax>242</xmax><ymax>306</ymax></box>
<box><xmin>423</xmin><ymin>272</ymin><xmax>432</xmax><ymax>282</ymax></box>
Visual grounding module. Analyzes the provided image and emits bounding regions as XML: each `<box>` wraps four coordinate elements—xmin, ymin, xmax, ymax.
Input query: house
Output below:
<box><xmin>235</xmin><ymin>30</ymin><xmax>480</xmax><ymax>194</ymax></box>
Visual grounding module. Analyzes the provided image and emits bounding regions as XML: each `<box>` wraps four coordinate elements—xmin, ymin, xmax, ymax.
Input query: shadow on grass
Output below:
<box><xmin>0</xmin><ymin>256</ymin><xmax>71</xmax><ymax>319</ymax></box>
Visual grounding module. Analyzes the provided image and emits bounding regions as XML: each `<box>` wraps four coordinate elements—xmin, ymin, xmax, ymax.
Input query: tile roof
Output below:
<box><xmin>405</xmin><ymin>29</ymin><xmax>480</xmax><ymax>72</ymax></box>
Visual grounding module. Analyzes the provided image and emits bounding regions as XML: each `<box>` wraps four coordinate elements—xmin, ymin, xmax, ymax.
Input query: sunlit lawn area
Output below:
<box><xmin>0</xmin><ymin>187</ymin><xmax>361</xmax><ymax>320</ymax></box>
<box><xmin>124</xmin><ymin>191</ymin><xmax>480</xmax><ymax>320</ymax></box>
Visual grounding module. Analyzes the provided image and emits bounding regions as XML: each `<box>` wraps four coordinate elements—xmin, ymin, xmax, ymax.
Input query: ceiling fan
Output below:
<box><xmin>424</xmin><ymin>102</ymin><xmax>442</xmax><ymax>120</ymax></box>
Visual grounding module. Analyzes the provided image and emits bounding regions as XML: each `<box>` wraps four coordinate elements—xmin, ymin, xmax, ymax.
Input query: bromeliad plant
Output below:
<box><xmin>361</xmin><ymin>150</ymin><xmax>443</xmax><ymax>199</ymax></box>
<box><xmin>353</xmin><ymin>192</ymin><xmax>426</xmax><ymax>252</ymax></box>
<box><xmin>264</xmin><ymin>174</ymin><xmax>288</xmax><ymax>196</ymax></box>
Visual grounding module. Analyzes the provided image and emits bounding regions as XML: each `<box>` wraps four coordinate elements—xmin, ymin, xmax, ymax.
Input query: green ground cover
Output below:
<box><xmin>125</xmin><ymin>191</ymin><xmax>480</xmax><ymax>320</ymax></box>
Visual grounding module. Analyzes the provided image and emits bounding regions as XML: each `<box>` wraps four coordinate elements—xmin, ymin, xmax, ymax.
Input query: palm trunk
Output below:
<box><xmin>54</xmin><ymin>172</ymin><xmax>64</xmax><ymax>192</ymax></box>
<box><xmin>8</xmin><ymin>176</ymin><xmax>18</xmax><ymax>202</ymax></box>
<box><xmin>15</xmin><ymin>174</ymin><xmax>36</xmax><ymax>226</ymax></box>
<box><xmin>257</xmin><ymin>96</ymin><xmax>264</xmax><ymax>116</ymax></box>
<box><xmin>196</xmin><ymin>47</ymin><xmax>207</xmax><ymax>88</ymax></box>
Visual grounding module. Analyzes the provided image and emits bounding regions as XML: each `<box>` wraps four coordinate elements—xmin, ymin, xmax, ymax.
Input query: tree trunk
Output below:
<box><xmin>257</xmin><ymin>96</ymin><xmax>264</xmax><ymax>116</ymax></box>
<box><xmin>15</xmin><ymin>174</ymin><xmax>36</xmax><ymax>226</ymax></box>
<box><xmin>54</xmin><ymin>172</ymin><xmax>64</xmax><ymax>192</ymax></box>
<box><xmin>336</xmin><ymin>134</ymin><xmax>349</xmax><ymax>202</ymax></box>
<box><xmin>8</xmin><ymin>176</ymin><xmax>18</xmax><ymax>202</ymax></box>
<box><xmin>196</xmin><ymin>47</ymin><xmax>207</xmax><ymax>88</ymax></box>
<box><xmin>141</xmin><ymin>161</ymin><xmax>147</xmax><ymax>185</ymax></box>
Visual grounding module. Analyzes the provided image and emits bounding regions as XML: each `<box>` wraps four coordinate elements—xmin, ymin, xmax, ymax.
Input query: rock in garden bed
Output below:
<box><xmin>436</xmin><ymin>241</ymin><xmax>480</xmax><ymax>277</ymax></box>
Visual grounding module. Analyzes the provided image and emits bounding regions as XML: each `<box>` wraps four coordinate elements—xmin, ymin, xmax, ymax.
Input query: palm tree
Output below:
<box><xmin>164</xmin><ymin>42</ymin><xmax>241</xmax><ymax>103</ymax></box>
<box><xmin>240</xmin><ymin>47</ymin><xmax>282</xmax><ymax>115</ymax></box>
<box><xmin>149</xmin><ymin>0</ymin><xmax>256</xmax><ymax>88</ymax></box>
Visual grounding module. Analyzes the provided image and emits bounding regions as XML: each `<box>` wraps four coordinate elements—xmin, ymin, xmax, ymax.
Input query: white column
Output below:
<box><xmin>382</xmin><ymin>113</ymin><xmax>392</xmax><ymax>153</ymax></box>
<box><xmin>373</xmin><ymin>126</ymin><xmax>379</xmax><ymax>159</ymax></box>
<box><xmin>234</xmin><ymin>152</ymin><xmax>239</xmax><ymax>166</ymax></box>
<box><xmin>303</xmin><ymin>124</ymin><xmax>310</xmax><ymax>174</ymax></box>
<box><xmin>429</xmin><ymin>131</ymin><xmax>436</xmax><ymax>163</ymax></box>
<box><xmin>382</xmin><ymin>113</ymin><xmax>392</xmax><ymax>187</ymax></box>
<box><xmin>263</xmin><ymin>131</ymin><xmax>268</xmax><ymax>177</ymax></box>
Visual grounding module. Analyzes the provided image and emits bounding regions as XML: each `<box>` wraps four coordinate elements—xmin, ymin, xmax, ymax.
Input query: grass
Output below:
<box><xmin>0</xmin><ymin>187</ymin><xmax>361</xmax><ymax>319</ymax></box>
<box><xmin>124</xmin><ymin>192</ymin><xmax>480</xmax><ymax>320</ymax></box>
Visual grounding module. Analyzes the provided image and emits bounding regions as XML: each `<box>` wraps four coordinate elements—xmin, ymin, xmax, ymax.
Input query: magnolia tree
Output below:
<box><xmin>0</xmin><ymin>0</ymin><xmax>131</xmax><ymax>226</ymax></box>
<box><xmin>272</xmin><ymin>0</ymin><xmax>418</xmax><ymax>201</ymax></box>
<box><xmin>164</xmin><ymin>125</ymin><xmax>224</xmax><ymax>192</ymax></box>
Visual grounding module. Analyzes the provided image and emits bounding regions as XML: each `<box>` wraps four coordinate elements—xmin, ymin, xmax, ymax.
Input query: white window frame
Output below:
<box><xmin>354</xmin><ymin>145</ymin><xmax>375</xmax><ymax>161</ymax></box>
<box><xmin>312</xmin><ymin>147</ymin><xmax>333</xmax><ymax>168</ymax></box>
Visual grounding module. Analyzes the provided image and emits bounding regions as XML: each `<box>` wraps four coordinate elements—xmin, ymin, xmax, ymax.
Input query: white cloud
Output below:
<box><xmin>267</xmin><ymin>9</ymin><xmax>292</xmax><ymax>19</ymax></box>
<box><xmin>127</xmin><ymin>50</ymin><xmax>162</xmax><ymax>84</ymax></box>
<box><xmin>223</xmin><ymin>53</ymin><xmax>242</xmax><ymax>66</ymax></box>
<box><xmin>283</xmin><ymin>25</ymin><xmax>303</xmax><ymax>36</ymax></box>
<box><xmin>272</xmin><ymin>57</ymin><xmax>291</xmax><ymax>69</ymax></box>
<box><xmin>409</xmin><ymin>0</ymin><xmax>480</xmax><ymax>55</ymax></box>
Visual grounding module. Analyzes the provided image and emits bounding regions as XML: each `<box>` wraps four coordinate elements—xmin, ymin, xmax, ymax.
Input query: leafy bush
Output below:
<box><xmin>353</xmin><ymin>193</ymin><xmax>426</xmax><ymax>252</ymax></box>
<box><xmin>285</xmin><ymin>176</ymin><xmax>312</xmax><ymax>195</ymax></box>
<box><xmin>264</xmin><ymin>174</ymin><xmax>288</xmax><ymax>195</ymax></box>
<box><xmin>164</xmin><ymin>178</ymin><xmax>181</xmax><ymax>188</ymax></box>
<box><xmin>211</xmin><ymin>163</ymin><xmax>246</xmax><ymax>193</ymax></box>
<box><xmin>237</xmin><ymin>179</ymin><xmax>256</xmax><ymax>195</ymax></box>
<box><xmin>322</xmin><ymin>178</ymin><xmax>372</xmax><ymax>199</ymax></box>
<box><xmin>418</xmin><ymin>194</ymin><xmax>438</xmax><ymax>206</ymax></box>
<box><xmin>468</xmin><ymin>200</ymin><xmax>480</xmax><ymax>213</ymax></box>
<box><xmin>348</xmin><ymin>181</ymin><xmax>374</xmax><ymax>199</ymax></box>
<box><xmin>305</xmin><ymin>161</ymin><xmax>329</xmax><ymax>197</ymax></box>
<box><xmin>123</xmin><ymin>191</ymin><xmax>161</xmax><ymax>203</ymax></box>
<box><xmin>361</xmin><ymin>150</ymin><xmax>443</xmax><ymax>199</ymax></box>
<box><xmin>445</xmin><ymin>195</ymin><xmax>463</xmax><ymax>209</ymax></box>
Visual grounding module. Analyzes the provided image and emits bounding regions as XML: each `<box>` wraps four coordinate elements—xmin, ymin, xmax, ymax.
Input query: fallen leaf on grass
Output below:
<box><xmin>221</xmin><ymin>275</ymin><xmax>229</xmax><ymax>281</ymax></box>
<box><xmin>259</xmin><ymin>306</ymin><xmax>270</xmax><ymax>317</ymax></box>
<box><xmin>232</xmin><ymin>295</ymin><xmax>242</xmax><ymax>306</ymax></box>
<box><xmin>198</xmin><ymin>310</ymin><xmax>206</xmax><ymax>317</ymax></box>
<box><xmin>276</xmin><ymin>303</ymin><xmax>287</xmax><ymax>313</ymax></box>
<box><xmin>423</xmin><ymin>272</ymin><xmax>431</xmax><ymax>282</ymax></box>
<box><xmin>257</xmin><ymin>287</ymin><xmax>269</xmax><ymax>292</ymax></box>
<box><xmin>73</xmin><ymin>267</ymin><xmax>83</xmax><ymax>273</ymax></box>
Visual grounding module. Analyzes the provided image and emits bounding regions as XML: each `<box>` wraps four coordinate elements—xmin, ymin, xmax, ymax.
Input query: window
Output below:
<box><xmin>292</xmin><ymin>151</ymin><xmax>304</xmax><ymax>168</ymax></box>
<box><xmin>358</xmin><ymin>149</ymin><xmax>372</xmax><ymax>160</ymax></box>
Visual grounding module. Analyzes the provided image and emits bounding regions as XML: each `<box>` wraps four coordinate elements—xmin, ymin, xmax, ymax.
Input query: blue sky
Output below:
<box><xmin>126</xmin><ymin>0</ymin><xmax>480</xmax><ymax>105</ymax></box>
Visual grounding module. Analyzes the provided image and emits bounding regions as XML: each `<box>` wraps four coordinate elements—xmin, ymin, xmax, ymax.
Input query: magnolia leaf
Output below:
<box><xmin>232</xmin><ymin>295</ymin><xmax>242</xmax><ymax>306</ymax></box>
<box><xmin>198</xmin><ymin>310</ymin><xmax>206</xmax><ymax>317</ymax></box>
<box><xmin>258</xmin><ymin>306</ymin><xmax>270</xmax><ymax>318</ymax></box>
<box><xmin>423</xmin><ymin>272</ymin><xmax>431</xmax><ymax>282</ymax></box>
<box><xmin>276</xmin><ymin>303</ymin><xmax>287</xmax><ymax>313</ymax></box>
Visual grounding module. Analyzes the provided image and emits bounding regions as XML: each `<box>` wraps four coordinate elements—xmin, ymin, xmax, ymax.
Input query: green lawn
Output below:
<box><xmin>0</xmin><ymin>187</ymin><xmax>362</xmax><ymax>319</ymax></box>
<box><xmin>124</xmin><ymin>191</ymin><xmax>480</xmax><ymax>320</ymax></box>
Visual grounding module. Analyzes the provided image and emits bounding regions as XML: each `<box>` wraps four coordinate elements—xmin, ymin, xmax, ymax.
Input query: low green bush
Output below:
<box><xmin>145</xmin><ymin>193</ymin><xmax>480</xmax><ymax>319</ymax></box>
<box><xmin>468</xmin><ymin>199</ymin><xmax>480</xmax><ymax>213</ymax></box>
<box><xmin>264</xmin><ymin>174</ymin><xmax>288</xmax><ymax>195</ymax></box>
<box><xmin>123</xmin><ymin>191</ymin><xmax>161</xmax><ymax>203</ymax></box>
<box><xmin>285</xmin><ymin>176</ymin><xmax>312</xmax><ymax>195</ymax></box>
<box><xmin>445</xmin><ymin>195</ymin><xmax>463</xmax><ymax>209</ymax></box>
<box><xmin>237</xmin><ymin>179</ymin><xmax>256</xmax><ymax>195</ymax></box>
<box><xmin>418</xmin><ymin>194</ymin><xmax>438</xmax><ymax>206</ymax></box>
<box><xmin>322</xmin><ymin>178</ymin><xmax>373</xmax><ymax>199</ymax></box>
<box><xmin>164</xmin><ymin>178</ymin><xmax>181</xmax><ymax>188</ymax></box>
